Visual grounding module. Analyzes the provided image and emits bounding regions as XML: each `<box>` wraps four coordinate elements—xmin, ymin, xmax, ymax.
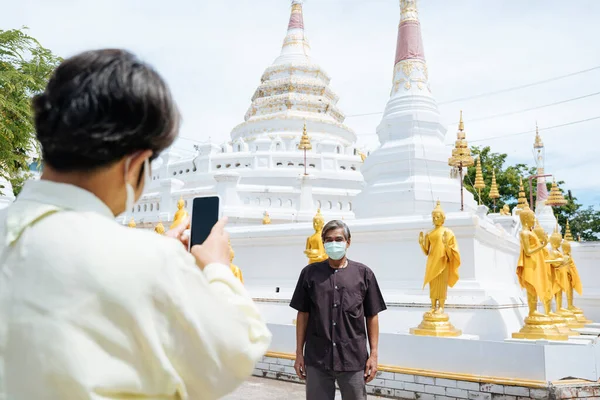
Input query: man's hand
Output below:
<box><xmin>190</xmin><ymin>217</ymin><xmax>230</xmax><ymax>270</ymax></box>
<box><xmin>294</xmin><ymin>353</ymin><xmax>306</xmax><ymax>380</ymax></box>
<box><xmin>364</xmin><ymin>355</ymin><xmax>378</xmax><ymax>383</ymax></box>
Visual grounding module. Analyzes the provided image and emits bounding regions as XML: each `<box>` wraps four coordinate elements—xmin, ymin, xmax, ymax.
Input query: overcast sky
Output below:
<box><xmin>4</xmin><ymin>0</ymin><xmax>599</xmax><ymax>207</ymax></box>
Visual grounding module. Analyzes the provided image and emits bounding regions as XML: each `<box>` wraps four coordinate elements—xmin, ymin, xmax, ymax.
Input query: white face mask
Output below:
<box><xmin>124</xmin><ymin>156</ymin><xmax>150</xmax><ymax>214</ymax></box>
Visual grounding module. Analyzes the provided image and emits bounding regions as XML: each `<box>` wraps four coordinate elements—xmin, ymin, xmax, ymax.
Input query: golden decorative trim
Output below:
<box><xmin>263</xmin><ymin>351</ymin><xmax>591</xmax><ymax>388</ymax></box>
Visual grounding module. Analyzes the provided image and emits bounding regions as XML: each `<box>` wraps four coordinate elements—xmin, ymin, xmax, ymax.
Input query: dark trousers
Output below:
<box><xmin>306</xmin><ymin>365</ymin><xmax>367</xmax><ymax>400</ymax></box>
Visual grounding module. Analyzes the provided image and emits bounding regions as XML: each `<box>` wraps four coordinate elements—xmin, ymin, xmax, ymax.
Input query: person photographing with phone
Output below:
<box><xmin>0</xmin><ymin>49</ymin><xmax>271</xmax><ymax>400</ymax></box>
<box><xmin>290</xmin><ymin>220</ymin><xmax>387</xmax><ymax>400</ymax></box>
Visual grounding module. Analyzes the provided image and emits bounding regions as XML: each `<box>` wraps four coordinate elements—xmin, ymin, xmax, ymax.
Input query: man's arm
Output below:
<box><xmin>364</xmin><ymin>314</ymin><xmax>379</xmax><ymax>382</ymax></box>
<box><xmin>157</xmin><ymin>223</ymin><xmax>272</xmax><ymax>400</ymax></box>
<box><xmin>294</xmin><ymin>311</ymin><xmax>309</xmax><ymax>379</ymax></box>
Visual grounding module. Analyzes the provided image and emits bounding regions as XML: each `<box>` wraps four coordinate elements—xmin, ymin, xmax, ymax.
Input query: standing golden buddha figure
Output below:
<box><xmin>304</xmin><ymin>209</ymin><xmax>328</xmax><ymax>264</ymax></box>
<box><xmin>512</xmin><ymin>208</ymin><xmax>568</xmax><ymax>340</ymax></box>
<box><xmin>410</xmin><ymin>201</ymin><xmax>461</xmax><ymax>337</ymax></box>
<box><xmin>562</xmin><ymin>240</ymin><xmax>591</xmax><ymax>325</ymax></box>
<box><xmin>229</xmin><ymin>241</ymin><xmax>244</xmax><ymax>284</ymax></box>
<box><xmin>170</xmin><ymin>197</ymin><xmax>189</xmax><ymax>229</ymax></box>
<box><xmin>548</xmin><ymin>226</ymin><xmax>581</xmax><ymax>329</ymax></box>
<box><xmin>533</xmin><ymin>221</ymin><xmax>575</xmax><ymax>336</ymax></box>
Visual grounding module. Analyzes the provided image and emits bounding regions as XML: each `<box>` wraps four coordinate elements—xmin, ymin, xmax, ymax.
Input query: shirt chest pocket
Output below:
<box><xmin>341</xmin><ymin>282</ymin><xmax>365</xmax><ymax>317</ymax></box>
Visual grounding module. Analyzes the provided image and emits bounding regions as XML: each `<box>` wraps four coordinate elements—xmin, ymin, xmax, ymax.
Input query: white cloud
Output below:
<box><xmin>3</xmin><ymin>0</ymin><xmax>598</xmax><ymax>206</ymax></box>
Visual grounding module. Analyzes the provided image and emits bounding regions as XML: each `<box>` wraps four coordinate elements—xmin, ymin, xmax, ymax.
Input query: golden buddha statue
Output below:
<box><xmin>262</xmin><ymin>211</ymin><xmax>271</xmax><ymax>225</ymax></box>
<box><xmin>304</xmin><ymin>209</ymin><xmax>328</xmax><ymax>264</ymax></box>
<box><xmin>500</xmin><ymin>204</ymin><xmax>510</xmax><ymax>216</ymax></box>
<box><xmin>562</xmin><ymin>240</ymin><xmax>591</xmax><ymax>325</ymax></box>
<box><xmin>512</xmin><ymin>208</ymin><xmax>567</xmax><ymax>340</ymax></box>
<box><xmin>229</xmin><ymin>240</ymin><xmax>244</xmax><ymax>284</ymax></box>
<box><xmin>411</xmin><ymin>201</ymin><xmax>461</xmax><ymax>337</ymax></box>
<box><xmin>533</xmin><ymin>221</ymin><xmax>575</xmax><ymax>336</ymax></box>
<box><xmin>547</xmin><ymin>227</ymin><xmax>580</xmax><ymax>329</ymax></box>
<box><xmin>128</xmin><ymin>217</ymin><xmax>136</xmax><ymax>228</ymax></box>
<box><xmin>154</xmin><ymin>221</ymin><xmax>165</xmax><ymax>235</ymax></box>
<box><xmin>170</xmin><ymin>197</ymin><xmax>189</xmax><ymax>229</ymax></box>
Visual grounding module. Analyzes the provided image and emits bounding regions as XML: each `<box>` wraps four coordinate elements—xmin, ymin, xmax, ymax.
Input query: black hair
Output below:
<box><xmin>33</xmin><ymin>49</ymin><xmax>179</xmax><ymax>172</ymax></box>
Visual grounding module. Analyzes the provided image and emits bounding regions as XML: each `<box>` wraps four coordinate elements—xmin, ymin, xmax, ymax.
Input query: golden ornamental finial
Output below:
<box><xmin>262</xmin><ymin>211</ymin><xmax>272</xmax><ymax>225</ymax></box>
<box><xmin>128</xmin><ymin>217</ymin><xmax>136</xmax><ymax>228</ymax></box>
<box><xmin>534</xmin><ymin>122</ymin><xmax>544</xmax><ymax>149</ymax></box>
<box><xmin>448</xmin><ymin>111</ymin><xmax>473</xmax><ymax>168</ymax></box>
<box><xmin>489</xmin><ymin>170</ymin><xmax>500</xmax><ymax>200</ymax></box>
<box><xmin>564</xmin><ymin>220</ymin><xmax>574</xmax><ymax>242</ymax></box>
<box><xmin>473</xmin><ymin>157</ymin><xmax>485</xmax><ymax>205</ymax></box>
<box><xmin>546</xmin><ymin>179</ymin><xmax>567</xmax><ymax>207</ymax></box>
<box><xmin>516</xmin><ymin>176</ymin><xmax>529</xmax><ymax>211</ymax></box>
<box><xmin>297</xmin><ymin>122</ymin><xmax>312</xmax><ymax>151</ymax></box>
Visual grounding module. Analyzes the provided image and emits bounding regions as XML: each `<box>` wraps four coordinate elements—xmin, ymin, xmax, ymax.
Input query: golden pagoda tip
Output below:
<box><xmin>458</xmin><ymin>110</ymin><xmax>464</xmax><ymax>131</ymax></box>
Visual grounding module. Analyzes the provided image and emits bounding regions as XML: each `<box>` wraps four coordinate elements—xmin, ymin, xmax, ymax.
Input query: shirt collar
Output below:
<box><xmin>16</xmin><ymin>180</ymin><xmax>115</xmax><ymax>219</ymax></box>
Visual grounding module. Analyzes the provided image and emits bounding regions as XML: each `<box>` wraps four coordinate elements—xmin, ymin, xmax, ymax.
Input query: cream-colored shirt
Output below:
<box><xmin>0</xmin><ymin>181</ymin><xmax>271</xmax><ymax>400</ymax></box>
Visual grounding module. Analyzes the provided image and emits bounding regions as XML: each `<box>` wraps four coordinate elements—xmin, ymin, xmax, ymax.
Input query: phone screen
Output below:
<box><xmin>190</xmin><ymin>196</ymin><xmax>220</xmax><ymax>248</ymax></box>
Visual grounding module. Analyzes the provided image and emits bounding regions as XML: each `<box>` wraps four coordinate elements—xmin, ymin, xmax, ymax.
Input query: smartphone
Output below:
<box><xmin>189</xmin><ymin>195</ymin><xmax>220</xmax><ymax>249</ymax></box>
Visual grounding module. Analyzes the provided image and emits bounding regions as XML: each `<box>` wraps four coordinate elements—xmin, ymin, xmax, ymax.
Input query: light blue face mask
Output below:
<box><xmin>324</xmin><ymin>241</ymin><xmax>347</xmax><ymax>261</ymax></box>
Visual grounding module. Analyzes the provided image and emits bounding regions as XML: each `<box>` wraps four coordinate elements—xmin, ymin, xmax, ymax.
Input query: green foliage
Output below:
<box><xmin>463</xmin><ymin>146</ymin><xmax>599</xmax><ymax>241</ymax></box>
<box><xmin>0</xmin><ymin>27</ymin><xmax>61</xmax><ymax>196</ymax></box>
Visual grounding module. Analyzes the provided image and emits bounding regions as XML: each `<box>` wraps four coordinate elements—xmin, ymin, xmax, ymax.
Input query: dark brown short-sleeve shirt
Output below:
<box><xmin>290</xmin><ymin>259</ymin><xmax>387</xmax><ymax>372</ymax></box>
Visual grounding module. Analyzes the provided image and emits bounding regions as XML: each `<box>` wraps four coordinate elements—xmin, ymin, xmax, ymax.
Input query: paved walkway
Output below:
<box><xmin>223</xmin><ymin>377</ymin><xmax>383</xmax><ymax>399</ymax></box>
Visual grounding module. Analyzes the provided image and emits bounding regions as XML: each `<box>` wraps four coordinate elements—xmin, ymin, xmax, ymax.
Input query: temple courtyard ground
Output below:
<box><xmin>223</xmin><ymin>376</ymin><xmax>384</xmax><ymax>399</ymax></box>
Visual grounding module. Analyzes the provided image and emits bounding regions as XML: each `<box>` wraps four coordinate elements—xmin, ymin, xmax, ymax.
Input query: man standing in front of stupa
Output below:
<box><xmin>290</xmin><ymin>220</ymin><xmax>387</xmax><ymax>400</ymax></box>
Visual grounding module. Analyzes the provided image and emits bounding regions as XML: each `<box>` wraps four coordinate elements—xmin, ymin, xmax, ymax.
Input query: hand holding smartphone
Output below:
<box><xmin>189</xmin><ymin>196</ymin><xmax>221</xmax><ymax>250</ymax></box>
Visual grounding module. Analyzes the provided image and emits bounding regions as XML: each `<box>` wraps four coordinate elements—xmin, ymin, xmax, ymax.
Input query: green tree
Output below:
<box><xmin>463</xmin><ymin>146</ymin><xmax>594</xmax><ymax>240</ymax></box>
<box><xmin>0</xmin><ymin>27</ymin><xmax>61</xmax><ymax>196</ymax></box>
<box><xmin>463</xmin><ymin>146</ymin><xmax>536</xmax><ymax>212</ymax></box>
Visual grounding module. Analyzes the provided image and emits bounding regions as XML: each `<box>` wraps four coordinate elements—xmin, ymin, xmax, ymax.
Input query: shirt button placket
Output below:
<box><xmin>332</xmin><ymin>271</ymin><xmax>339</xmax><ymax>368</ymax></box>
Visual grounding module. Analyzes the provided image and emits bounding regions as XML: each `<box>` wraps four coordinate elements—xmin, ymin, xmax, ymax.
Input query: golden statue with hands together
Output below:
<box><xmin>411</xmin><ymin>201</ymin><xmax>462</xmax><ymax>337</ymax></box>
<box><xmin>512</xmin><ymin>208</ymin><xmax>568</xmax><ymax>340</ymax></box>
<box><xmin>304</xmin><ymin>209</ymin><xmax>328</xmax><ymax>264</ymax></box>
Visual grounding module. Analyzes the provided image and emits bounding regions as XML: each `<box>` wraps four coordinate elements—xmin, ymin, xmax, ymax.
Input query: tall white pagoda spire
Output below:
<box><xmin>354</xmin><ymin>0</ymin><xmax>476</xmax><ymax>217</ymax></box>
<box><xmin>274</xmin><ymin>0</ymin><xmax>311</xmax><ymax>65</ymax></box>
<box><xmin>532</xmin><ymin>123</ymin><xmax>559</xmax><ymax>233</ymax></box>
<box><xmin>230</xmin><ymin>0</ymin><xmax>357</xmax><ymax>147</ymax></box>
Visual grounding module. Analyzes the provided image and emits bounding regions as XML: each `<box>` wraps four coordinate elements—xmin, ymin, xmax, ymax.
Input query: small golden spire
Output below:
<box><xmin>489</xmin><ymin>170</ymin><xmax>500</xmax><ymax>200</ymax></box>
<box><xmin>262</xmin><ymin>211</ymin><xmax>272</xmax><ymax>225</ymax></box>
<box><xmin>534</xmin><ymin>122</ymin><xmax>544</xmax><ymax>149</ymax></box>
<box><xmin>154</xmin><ymin>221</ymin><xmax>165</xmax><ymax>235</ymax></box>
<box><xmin>564</xmin><ymin>220</ymin><xmax>574</xmax><ymax>242</ymax></box>
<box><xmin>448</xmin><ymin>111</ymin><xmax>474</xmax><ymax>168</ymax></box>
<box><xmin>297</xmin><ymin>123</ymin><xmax>312</xmax><ymax>151</ymax></box>
<box><xmin>473</xmin><ymin>157</ymin><xmax>485</xmax><ymax>205</ymax></box>
<box><xmin>128</xmin><ymin>217</ymin><xmax>136</xmax><ymax>228</ymax></box>
<box><xmin>546</xmin><ymin>179</ymin><xmax>567</xmax><ymax>207</ymax></box>
<box><xmin>516</xmin><ymin>177</ymin><xmax>529</xmax><ymax>212</ymax></box>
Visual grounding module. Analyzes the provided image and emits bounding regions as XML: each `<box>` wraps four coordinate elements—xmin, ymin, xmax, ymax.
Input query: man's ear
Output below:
<box><xmin>124</xmin><ymin>150</ymin><xmax>153</xmax><ymax>187</ymax></box>
<box><xmin>346</xmin><ymin>238</ymin><xmax>351</xmax><ymax>247</ymax></box>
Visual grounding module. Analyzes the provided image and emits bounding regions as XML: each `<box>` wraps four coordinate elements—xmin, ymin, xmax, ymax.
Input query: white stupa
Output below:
<box><xmin>353</xmin><ymin>0</ymin><xmax>477</xmax><ymax>217</ymax></box>
<box><xmin>132</xmin><ymin>0</ymin><xmax>364</xmax><ymax>228</ymax></box>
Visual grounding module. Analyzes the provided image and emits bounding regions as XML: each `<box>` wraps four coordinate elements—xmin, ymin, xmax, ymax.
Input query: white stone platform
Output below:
<box><xmin>231</xmin><ymin>211</ymin><xmax>530</xmax><ymax>341</ymax></box>
<box><xmin>257</xmin><ymin>323</ymin><xmax>600</xmax><ymax>399</ymax></box>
